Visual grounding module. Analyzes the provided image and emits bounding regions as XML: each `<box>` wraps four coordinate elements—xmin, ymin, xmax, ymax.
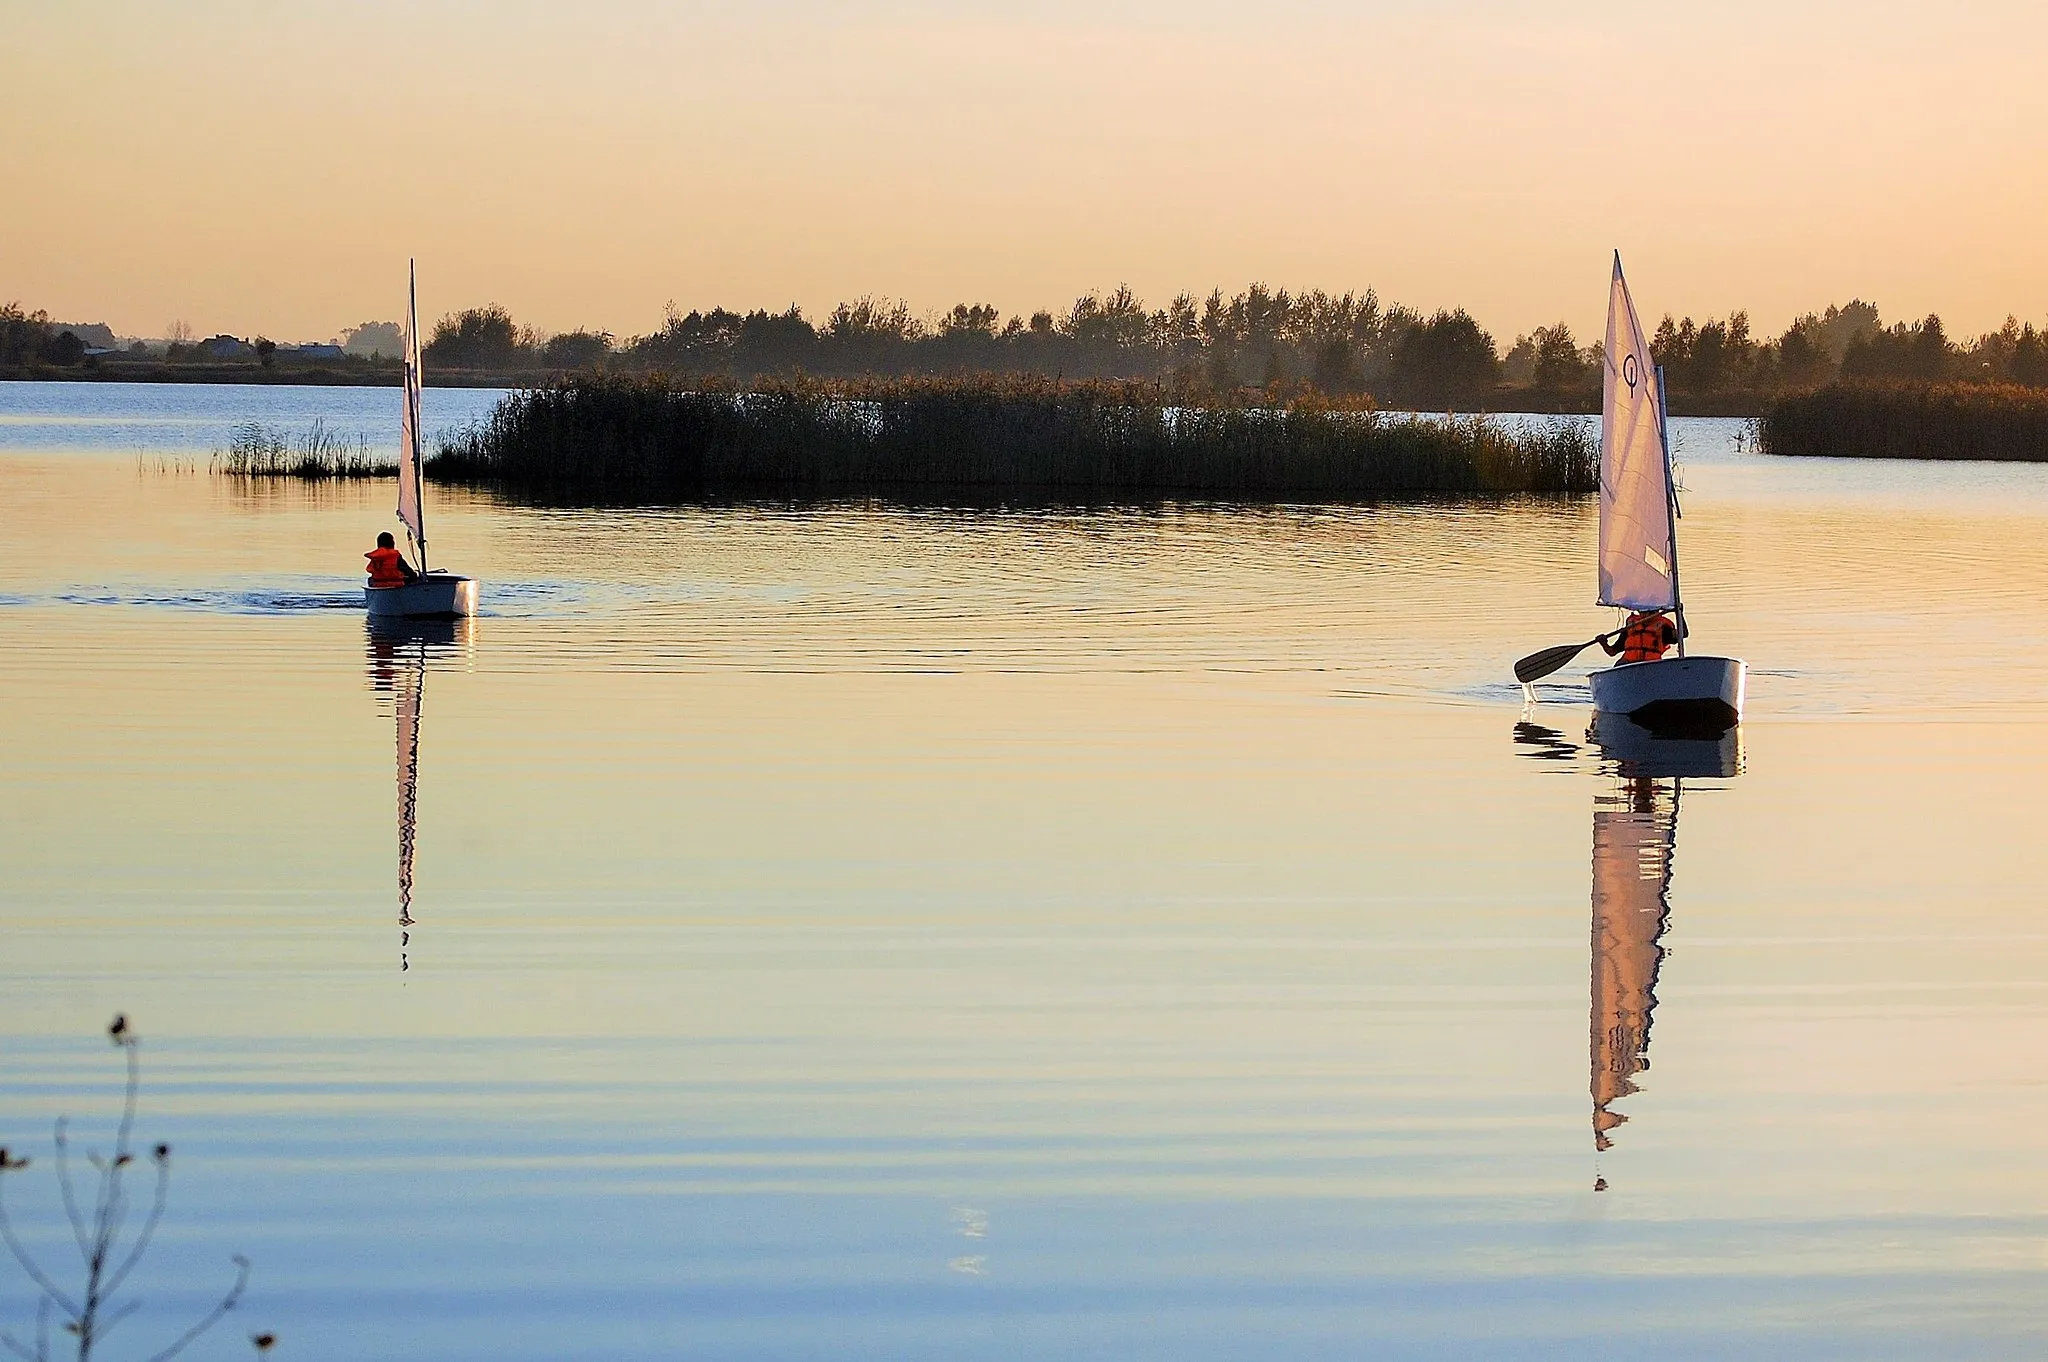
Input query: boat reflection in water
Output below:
<box><xmin>366</xmin><ymin>615</ymin><xmax>473</xmax><ymax>971</ymax></box>
<box><xmin>1586</xmin><ymin>714</ymin><xmax>1740</xmax><ymax>1182</ymax></box>
<box><xmin>1516</xmin><ymin>712</ymin><xmax>1742</xmax><ymax>1187</ymax></box>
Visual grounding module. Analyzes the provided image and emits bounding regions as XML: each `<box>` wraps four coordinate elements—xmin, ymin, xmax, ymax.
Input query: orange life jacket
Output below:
<box><xmin>1620</xmin><ymin>612</ymin><xmax>1677</xmax><ymax>663</ymax></box>
<box><xmin>365</xmin><ymin>546</ymin><xmax>410</xmax><ymax>588</ymax></box>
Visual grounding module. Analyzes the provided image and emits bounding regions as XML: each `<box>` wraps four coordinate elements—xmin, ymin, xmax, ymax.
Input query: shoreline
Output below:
<box><xmin>0</xmin><ymin>365</ymin><xmax>1773</xmax><ymax>417</ymax></box>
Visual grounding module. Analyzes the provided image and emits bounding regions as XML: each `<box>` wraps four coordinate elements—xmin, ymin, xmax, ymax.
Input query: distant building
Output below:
<box><xmin>200</xmin><ymin>335</ymin><xmax>254</xmax><ymax>360</ymax></box>
<box><xmin>284</xmin><ymin>343</ymin><xmax>345</xmax><ymax>362</ymax></box>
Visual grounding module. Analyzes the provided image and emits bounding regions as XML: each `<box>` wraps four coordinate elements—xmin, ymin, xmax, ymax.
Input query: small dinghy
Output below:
<box><xmin>1572</xmin><ymin>254</ymin><xmax>1744</xmax><ymax>731</ymax></box>
<box><xmin>366</xmin><ymin>261</ymin><xmax>477</xmax><ymax>621</ymax></box>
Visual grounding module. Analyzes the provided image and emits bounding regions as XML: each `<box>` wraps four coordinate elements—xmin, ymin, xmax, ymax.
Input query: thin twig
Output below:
<box><xmin>51</xmin><ymin>1124</ymin><xmax>88</xmax><ymax>1264</ymax></box>
<box><xmin>100</xmin><ymin>1160</ymin><xmax>168</xmax><ymax>1300</ymax></box>
<box><xmin>92</xmin><ymin>1301</ymin><xmax>139</xmax><ymax>1343</ymax></box>
<box><xmin>113</xmin><ymin>1046</ymin><xmax>138</xmax><ymax>1166</ymax></box>
<box><xmin>140</xmin><ymin>1256</ymin><xmax>248</xmax><ymax>1362</ymax></box>
<box><xmin>0</xmin><ymin>1184</ymin><xmax>81</xmax><ymax>1318</ymax></box>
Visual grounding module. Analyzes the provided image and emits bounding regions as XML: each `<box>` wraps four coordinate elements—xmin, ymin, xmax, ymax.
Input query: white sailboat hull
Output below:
<box><xmin>365</xmin><ymin>572</ymin><xmax>477</xmax><ymax>619</ymax></box>
<box><xmin>1589</xmin><ymin>655</ymin><xmax>1745</xmax><ymax>730</ymax></box>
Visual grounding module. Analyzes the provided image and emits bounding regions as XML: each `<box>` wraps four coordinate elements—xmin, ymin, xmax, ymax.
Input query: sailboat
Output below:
<box><xmin>365</xmin><ymin>260</ymin><xmax>478</xmax><ymax>620</ymax></box>
<box><xmin>1587</xmin><ymin>254</ymin><xmax>1744</xmax><ymax>729</ymax></box>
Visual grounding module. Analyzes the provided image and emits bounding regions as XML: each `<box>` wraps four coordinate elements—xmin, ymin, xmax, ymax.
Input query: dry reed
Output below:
<box><xmin>1757</xmin><ymin>382</ymin><xmax>2048</xmax><ymax>461</ymax></box>
<box><xmin>213</xmin><ymin>419</ymin><xmax>391</xmax><ymax>478</ymax></box>
<box><xmin>434</xmin><ymin>375</ymin><xmax>1597</xmax><ymax>500</ymax></box>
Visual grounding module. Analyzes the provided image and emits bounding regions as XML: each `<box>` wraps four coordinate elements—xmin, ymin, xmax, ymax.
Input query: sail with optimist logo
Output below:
<box><xmin>1600</xmin><ymin>254</ymin><xmax>1678</xmax><ymax>614</ymax></box>
<box><xmin>397</xmin><ymin>259</ymin><xmax>427</xmax><ymax>571</ymax></box>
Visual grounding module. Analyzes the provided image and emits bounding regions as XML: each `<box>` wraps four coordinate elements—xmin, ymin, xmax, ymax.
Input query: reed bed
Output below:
<box><xmin>213</xmin><ymin>419</ymin><xmax>392</xmax><ymax>478</ymax></box>
<box><xmin>1757</xmin><ymin>382</ymin><xmax>2048</xmax><ymax>461</ymax></box>
<box><xmin>434</xmin><ymin>375</ymin><xmax>1598</xmax><ymax>500</ymax></box>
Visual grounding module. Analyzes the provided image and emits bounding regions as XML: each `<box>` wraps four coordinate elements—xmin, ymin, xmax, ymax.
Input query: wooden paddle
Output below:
<box><xmin>1514</xmin><ymin>631</ymin><xmax>1619</xmax><ymax>685</ymax></box>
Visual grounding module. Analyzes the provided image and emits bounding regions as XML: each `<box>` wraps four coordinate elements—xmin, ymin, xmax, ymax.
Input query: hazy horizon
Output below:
<box><xmin>9</xmin><ymin>1</ymin><xmax>2046</xmax><ymax>344</ymax></box>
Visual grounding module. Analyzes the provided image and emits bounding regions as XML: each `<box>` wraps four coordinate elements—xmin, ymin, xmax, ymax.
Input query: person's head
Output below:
<box><xmin>377</xmin><ymin>532</ymin><xmax>395</xmax><ymax>549</ymax></box>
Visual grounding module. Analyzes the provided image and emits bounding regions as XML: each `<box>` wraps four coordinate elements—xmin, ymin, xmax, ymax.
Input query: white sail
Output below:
<box><xmin>1599</xmin><ymin>254</ymin><xmax>1677</xmax><ymax>611</ymax></box>
<box><xmin>397</xmin><ymin>260</ymin><xmax>427</xmax><ymax>565</ymax></box>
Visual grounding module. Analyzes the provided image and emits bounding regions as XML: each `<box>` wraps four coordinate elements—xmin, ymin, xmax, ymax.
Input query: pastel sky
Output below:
<box><xmin>7</xmin><ymin>0</ymin><xmax>2045</xmax><ymax>343</ymax></box>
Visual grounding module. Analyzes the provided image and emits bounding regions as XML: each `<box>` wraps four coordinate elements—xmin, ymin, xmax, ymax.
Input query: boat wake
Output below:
<box><xmin>41</xmin><ymin>582</ymin><xmax>367</xmax><ymax>614</ymax></box>
<box><xmin>0</xmin><ymin>577</ymin><xmax>675</xmax><ymax>619</ymax></box>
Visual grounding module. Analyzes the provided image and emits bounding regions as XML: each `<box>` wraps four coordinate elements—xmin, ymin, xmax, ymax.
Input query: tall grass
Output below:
<box><xmin>1757</xmin><ymin>382</ymin><xmax>2048</xmax><ymax>461</ymax></box>
<box><xmin>434</xmin><ymin>375</ymin><xmax>1597</xmax><ymax>500</ymax></box>
<box><xmin>213</xmin><ymin>419</ymin><xmax>392</xmax><ymax>478</ymax></box>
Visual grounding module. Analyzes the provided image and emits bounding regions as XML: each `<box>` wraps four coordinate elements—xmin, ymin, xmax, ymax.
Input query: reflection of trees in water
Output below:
<box><xmin>367</xmin><ymin>620</ymin><xmax>469</xmax><ymax>974</ymax></box>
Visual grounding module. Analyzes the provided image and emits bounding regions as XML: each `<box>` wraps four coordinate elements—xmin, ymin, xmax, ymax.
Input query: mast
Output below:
<box><xmin>1656</xmin><ymin>364</ymin><xmax>1684</xmax><ymax>657</ymax></box>
<box><xmin>407</xmin><ymin>259</ymin><xmax>429</xmax><ymax>572</ymax></box>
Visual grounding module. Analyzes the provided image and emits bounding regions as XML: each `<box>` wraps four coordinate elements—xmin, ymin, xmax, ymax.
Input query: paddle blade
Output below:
<box><xmin>1514</xmin><ymin>638</ymin><xmax>1597</xmax><ymax>684</ymax></box>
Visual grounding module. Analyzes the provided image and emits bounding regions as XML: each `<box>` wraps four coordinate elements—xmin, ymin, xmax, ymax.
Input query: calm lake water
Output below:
<box><xmin>5</xmin><ymin>382</ymin><xmax>2048</xmax><ymax>1359</ymax></box>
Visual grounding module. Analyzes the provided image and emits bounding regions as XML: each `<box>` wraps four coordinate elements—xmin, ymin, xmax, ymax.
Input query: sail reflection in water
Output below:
<box><xmin>1589</xmin><ymin>770</ymin><xmax>1675</xmax><ymax>1153</ymax></box>
<box><xmin>1518</xmin><ymin>713</ymin><xmax>1742</xmax><ymax>1183</ymax></box>
<box><xmin>1586</xmin><ymin>715</ymin><xmax>1741</xmax><ymax>1172</ymax></box>
<box><xmin>366</xmin><ymin>617</ymin><xmax>472</xmax><ymax>971</ymax></box>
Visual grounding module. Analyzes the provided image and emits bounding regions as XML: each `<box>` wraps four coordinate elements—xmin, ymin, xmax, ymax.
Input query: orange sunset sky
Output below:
<box><xmin>6</xmin><ymin>0</ymin><xmax>2046</xmax><ymax>344</ymax></box>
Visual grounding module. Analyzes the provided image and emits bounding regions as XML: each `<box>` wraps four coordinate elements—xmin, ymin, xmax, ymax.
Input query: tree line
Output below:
<box><xmin>418</xmin><ymin>287</ymin><xmax>2048</xmax><ymax>407</ymax></box>
<box><xmin>420</xmin><ymin>287</ymin><xmax>1511</xmax><ymax>409</ymax></box>
<box><xmin>10</xmin><ymin>287</ymin><xmax>2048</xmax><ymax>408</ymax></box>
<box><xmin>0</xmin><ymin>303</ymin><xmax>91</xmax><ymax>367</ymax></box>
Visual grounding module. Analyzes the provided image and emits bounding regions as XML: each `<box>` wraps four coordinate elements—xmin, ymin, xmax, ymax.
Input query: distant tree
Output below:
<box><xmin>1284</xmin><ymin>290</ymin><xmax>1386</xmax><ymax>394</ymax></box>
<box><xmin>732</xmin><ymin>308</ymin><xmax>816</xmax><ymax>374</ymax></box>
<box><xmin>1843</xmin><ymin>314</ymin><xmax>1952</xmax><ymax>381</ymax></box>
<box><xmin>1061</xmin><ymin>285</ymin><xmax>1150</xmax><ymax>350</ymax></box>
<box><xmin>1309</xmin><ymin>337</ymin><xmax>1358</xmax><ymax>392</ymax></box>
<box><xmin>936</xmin><ymin>303</ymin><xmax>1001</xmax><ymax>338</ymax></box>
<box><xmin>424</xmin><ymin>305</ymin><xmax>530</xmax><ymax>370</ymax></box>
<box><xmin>2012</xmin><ymin>325</ymin><xmax>2048</xmax><ymax>387</ymax></box>
<box><xmin>538</xmin><ymin>329</ymin><xmax>613</xmax><ymax>370</ymax></box>
<box><xmin>1773</xmin><ymin>318</ymin><xmax>1833</xmax><ymax>389</ymax></box>
<box><xmin>1531</xmin><ymin>323</ymin><xmax>1593</xmax><ymax>394</ymax></box>
<box><xmin>827</xmin><ymin>297</ymin><xmax>919</xmax><ymax>343</ymax></box>
<box><xmin>1959</xmin><ymin>316</ymin><xmax>2019</xmax><ymax>382</ymax></box>
<box><xmin>341</xmin><ymin>320</ymin><xmax>405</xmax><ymax>358</ymax></box>
<box><xmin>1772</xmin><ymin>300</ymin><xmax>1879</xmax><ymax>389</ymax></box>
<box><xmin>929</xmin><ymin>304</ymin><xmax>1002</xmax><ymax>375</ymax></box>
<box><xmin>822</xmin><ymin>297</ymin><xmax>919</xmax><ymax>374</ymax></box>
<box><xmin>0</xmin><ymin>302</ymin><xmax>54</xmax><ymax>366</ymax></box>
<box><xmin>39</xmin><ymin>328</ymin><xmax>86</xmax><ymax>367</ymax></box>
<box><xmin>1502</xmin><ymin>334</ymin><xmax>1537</xmax><ymax>386</ymax></box>
<box><xmin>1152</xmin><ymin>292</ymin><xmax>1201</xmax><ymax>359</ymax></box>
<box><xmin>1387</xmin><ymin>309</ymin><xmax>1499</xmax><ymax>409</ymax></box>
<box><xmin>254</xmin><ymin>337</ymin><xmax>276</xmax><ymax>368</ymax></box>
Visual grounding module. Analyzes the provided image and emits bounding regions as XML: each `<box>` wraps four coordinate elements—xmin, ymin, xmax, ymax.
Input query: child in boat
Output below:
<box><xmin>1600</xmin><ymin>610</ymin><xmax>1678</xmax><ymax>664</ymax></box>
<box><xmin>365</xmin><ymin>532</ymin><xmax>419</xmax><ymax>588</ymax></box>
